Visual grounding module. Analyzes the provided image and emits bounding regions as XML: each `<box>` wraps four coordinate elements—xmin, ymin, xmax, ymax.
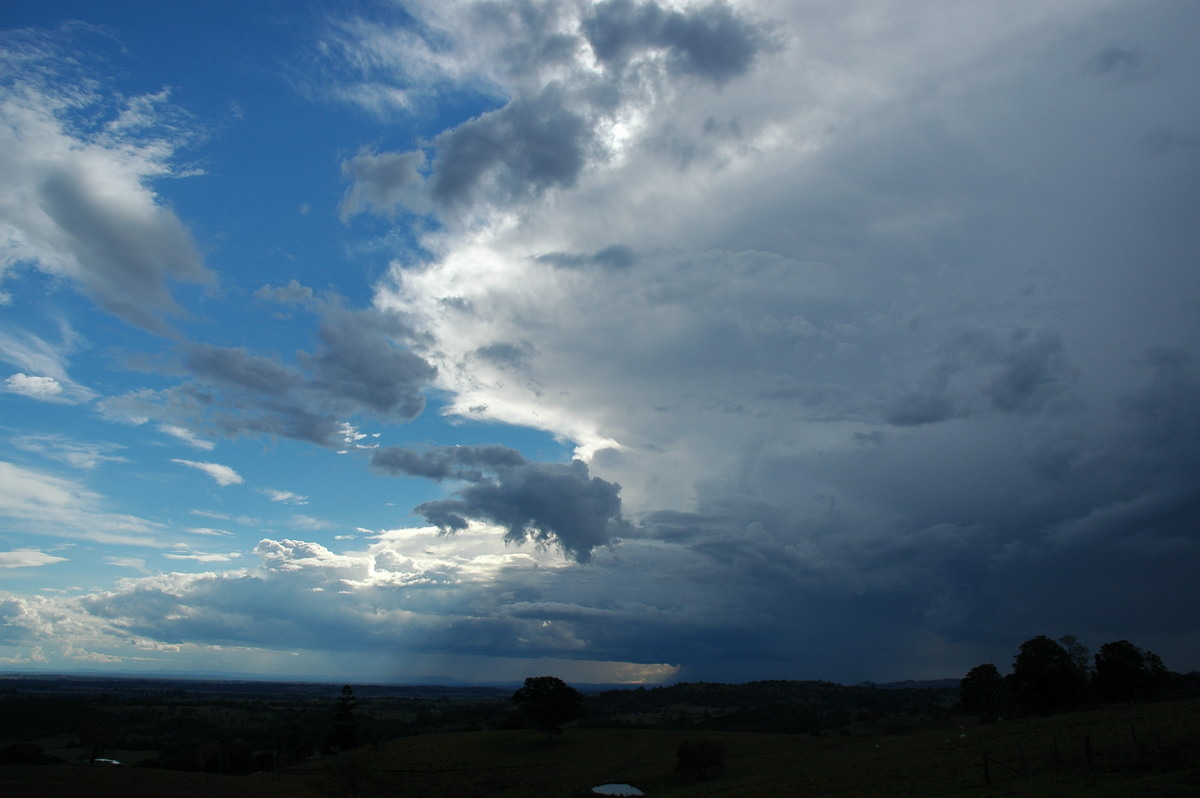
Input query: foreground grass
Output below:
<box><xmin>296</xmin><ymin>698</ymin><xmax>1200</xmax><ymax>797</ymax></box>
<box><xmin>6</xmin><ymin>698</ymin><xmax>1199</xmax><ymax>796</ymax></box>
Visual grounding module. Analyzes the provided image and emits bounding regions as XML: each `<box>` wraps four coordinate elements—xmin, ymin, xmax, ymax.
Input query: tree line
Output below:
<box><xmin>960</xmin><ymin>635</ymin><xmax>1190</xmax><ymax>720</ymax></box>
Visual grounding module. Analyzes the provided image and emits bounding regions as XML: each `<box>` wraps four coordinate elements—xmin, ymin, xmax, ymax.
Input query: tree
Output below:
<box><xmin>78</xmin><ymin>720</ymin><xmax>116</xmax><ymax>766</ymax></box>
<box><xmin>1059</xmin><ymin>635</ymin><xmax>1092</xmax><ymax>677</ymax></box>
<box><xmin>1008</xmin><ymin>635</ymin><xmax>1088</xmax><ymax>713</ymax></box>
<box><xmin>959</xmin><ymin>663</ymin><xmax>1004</xmax><ymax>722</ymax></box>
<box><xmin>511</xmin><ymin>676</ymin><xmax>585</xmax><ymax>740</ymax></box>
<box><xmin>328</xmin><ymin>685</ymin><xmax>361</xmax><ymax>752</ymax></box>
<box><xmin>1094</xmin><ymin>640</ymin><xmax>1170</xmax><ymax>701</ymax></box>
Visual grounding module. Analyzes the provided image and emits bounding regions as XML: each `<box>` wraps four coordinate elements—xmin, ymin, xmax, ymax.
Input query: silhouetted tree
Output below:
<box><xmin>78</xmin><ymin>720</ymin><xmax>116</xmax><ymax>765</ymax></box>
<box><xmin>1059</xmin><ymin>635</ymin><xmax>1092</xmax><ymax>676</ymax></box>
<box><xmin>676</xmin><ymin>738</ymin><xmax>727</xmax><ymax>779</ymax></box>
<box><xmin>1094</xmin><ymin>640</ymin><xmax>1169</xmax><ymax>701</ymax></box>
<box><xmin>328</xmin><ymin>685</ymin><xmax>360</xmax><ymax>752</ymax></box>
<box><xmin>1008</xmin><ymin>635</ymin><xmax>1088</xmax><ymax>712</ymax></box>
<box><xmin>511</xmin><ymin>676</ymin><xmax>585</xmax><ymax>740</ymax></box>
<box><xmin>959</xmin><ymin>663</ymin><xmax>1004</xmax><ymax>721</ymax></box>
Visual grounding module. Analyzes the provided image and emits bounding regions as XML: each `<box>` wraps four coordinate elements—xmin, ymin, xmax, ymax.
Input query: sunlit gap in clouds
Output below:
<box><xmin>358</xmin><ymin>523</ymin><xmax>678</xmax><ymax>685</ymax></box>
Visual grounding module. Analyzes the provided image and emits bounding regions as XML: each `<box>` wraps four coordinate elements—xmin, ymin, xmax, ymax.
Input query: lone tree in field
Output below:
<box><xmin>328</xmin><ymin>684</ymin><xmax>361</xmax><ymax>752</ymax></box>
<box><xmin>511</xmin><ymin>676</ymin><xmax>585</xmax><ymax>740</ymax></box>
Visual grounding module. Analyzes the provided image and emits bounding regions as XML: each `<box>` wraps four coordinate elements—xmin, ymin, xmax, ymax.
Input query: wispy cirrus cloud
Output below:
<box><xmin>159</xmin><ymin>425</ymin><xmax>215</xmax><ymax>451</ymax></box>
<box><xmin>0</xmin><ymin>461</ymin><xmax>161</xmax><ymax>545</ymax></box>
<box><xmin>0</xmin><ymin>549</ymin><xmax>68</xmax><ymax>568</ymax></box>
<box><xmin>185</xmin><ymin>527</ymin><xmax>234</xmax><ymax>538</ymax></box>
<box><xmin>260</xmin><ymin>489</ymin><xmax>308</xmax><ymax>505</ymax></box>
<box><xmin>11</xmin><ymin>434</ymin><xmax>128</xmax><ymax>470</ymax></box>
<box><xmin>0</xmin><ymin>327</ymin><xmax>96</xmax><ymax>405</ymax></box>
<box><xmin>171</xmin><ymin>459</ymin><xmax>243</xmax><ymax>487</ymax></box>
<box><xmin>163</xmin><ymin>549</ymin><xmax>241</xmax><ymax>563</ymax></box>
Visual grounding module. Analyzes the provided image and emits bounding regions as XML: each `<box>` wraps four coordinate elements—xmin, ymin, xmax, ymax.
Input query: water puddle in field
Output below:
<box><xmin>592</xmin><ymin>785</ymin><xmax>645</xmax><ymax>796</ymax></box>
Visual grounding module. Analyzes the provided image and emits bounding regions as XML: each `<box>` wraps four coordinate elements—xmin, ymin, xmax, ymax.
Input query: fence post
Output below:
<box><xmin>982</xmin><ymin>751</ymin><xmax>991</xmax><ymax>785</ymax></box>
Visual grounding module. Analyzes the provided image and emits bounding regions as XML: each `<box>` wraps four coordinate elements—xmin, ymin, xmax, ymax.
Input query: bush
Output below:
<box><xmin>676</xmin><ymin>738</ymin><xmax>727</xmax><ymax>779</ymax></box>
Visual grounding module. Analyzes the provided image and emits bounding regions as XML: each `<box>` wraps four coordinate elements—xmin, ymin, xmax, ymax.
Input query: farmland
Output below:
<box><xmin>2</xmin><ymin>673</ymin><xmax>1198</xmax><ymax>796</ymax></box>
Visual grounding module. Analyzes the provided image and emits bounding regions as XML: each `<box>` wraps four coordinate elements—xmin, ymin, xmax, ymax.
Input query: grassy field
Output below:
<box><xmin>5</xmin><ymin>697</ymin><xmax>1199</xmax><ymax>796</ymax></box>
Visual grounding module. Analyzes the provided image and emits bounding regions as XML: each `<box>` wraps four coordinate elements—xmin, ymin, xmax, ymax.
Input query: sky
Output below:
<box><xmin>1</xmin><ymin>0</ymin><xmax>1198</xmax><ymax>687</ymax></box>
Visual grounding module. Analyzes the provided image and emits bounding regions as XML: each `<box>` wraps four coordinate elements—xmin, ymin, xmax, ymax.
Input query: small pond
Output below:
<box><xmin>591</xmin><ymin>785</ymin><xmax>645</xmax><ymax>796</ymax></box>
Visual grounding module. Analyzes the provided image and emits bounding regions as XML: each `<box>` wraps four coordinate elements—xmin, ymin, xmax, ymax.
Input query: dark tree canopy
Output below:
<box><xmin>960</xmin><ymin>662</ymin><xmax>1004</xmax><ymax>721</ymax></box>
<box><xmin>1058</xmin><ymin>635</ymin><xmax>1092</xmax><ymax>676</ymax></box>
<box><xmin>961</xmin><ymin>634</ymin><xmax>1183</xmax><ymax>719</ymax></box>
<box><xmin>1094</xmin><ymin>639</ymin><xmax>1169</xmax><ymax>701</ymax></box>
<box><xmin>1009</xmin><ymin>635</ymin><xmax>1089</xmax><ymax>712</ymax></box>
<box><xmin>512</xmin><ymin>676</ymin><xmax>585</xmax><ymax>739</ymax></box>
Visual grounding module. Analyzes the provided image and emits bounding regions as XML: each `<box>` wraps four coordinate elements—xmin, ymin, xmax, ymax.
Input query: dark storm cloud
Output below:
<box><xmin>466</xmin><ymin>0</ymin><xmax>582</xmax><ymax>77</ymax></box>
<box><xmin>339</xmin><ymin>149</ymin><xmax>426</xmax><ymax>219</ymax></box>
<box><xmin>372</xmin><ymin>445</ymin><xmax>627</xmax><ymax>562</ymax></box>
<box><xmin>886</xmin><ymin>328</ymin><xmax>1075</xmax><ymax>426</ymax></box>
<box><xmin>32</xmin><ymin>167</ymin><xmax>211</xmax><ymax>335</ymax></box>
<box><xmin>582</xmin><ymin>0</ymin><xmax>771</xmax><ymax>84</ymax></box>
<box><xmin>429</xmin><ymin>84</ymin><xmax>590</xmax><ymax>207</ymax></box>
<box><xmin>209</xmin><ymin>398</ymin><xmax>347</xmax><ymax>447</ymax></box>
<box><xmin>1141</xmin><ymin>126</ymin><xmax>1200</xmax><ymax>156</ymax></box>
<box><xmin>1085</xmin><ymin>41</ymin><xmax>1145</xmax><ymax>77</ymax></box>
<box><xmin>301</xmin><ymin>307</ymin><xmax>435</xmax><ymax>418</ymax></box>
<box><xmin>1120</xmin><ymin>347</ymin><xmax>1200</xmax><ymax>450</ymax></box>
<box><xmin>184</xmin><ymin>344</ymin><xmax>305</xmax><ymax>398</ymax></box>
<box><xmin>106</xmin><ymin>305</ymin><xmax>435</xmax><ymax>447</ymax></box>
<box><xmin>371</xmin><ymin>444</ymin><xmax>526</xmax><ymax>480</ymax></box>
<box><xmin>334</xmin><ymin>1</ymin><xmax>779</xmax><ymax>220</ymax></box>
<box><xmin>474</xmin><ymin>341</ymin><xmax>533</xmax><ymax>370</ymax></box>
<box><xmin>535</xmin><ymin>243</ymin><xmax>636</xmax><ymax>270</ymax></box>
<box><xmin>415</xmin><ymin>459</ymin><xmax>627</xmax><ymax>562</ymax></box>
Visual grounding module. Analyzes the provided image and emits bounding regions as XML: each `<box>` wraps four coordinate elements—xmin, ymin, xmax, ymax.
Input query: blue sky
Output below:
<box><xmin>2</xmin><ymin>0</ymin><xmax>1199</xmax><ymax>686</ymax></box>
